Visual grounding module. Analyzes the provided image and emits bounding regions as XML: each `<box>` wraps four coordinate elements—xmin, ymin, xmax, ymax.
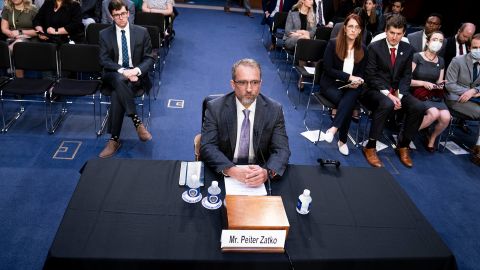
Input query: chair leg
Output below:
<box><xmin>2</xmin><ymin>102</ymin><xmax>25</xmax><ymax>133</ymax></box>
<box><xmin>97</xmin><ymin>105</ymin><xmax>109</xmax><ymax>136</ymax></box>
<box><xmin>46</xmin><ymin>99</ymin><xmax>68</xmax><ymax>134</ymax></box>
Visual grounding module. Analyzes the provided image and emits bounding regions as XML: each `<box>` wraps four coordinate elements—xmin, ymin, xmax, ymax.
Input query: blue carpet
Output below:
<box><xmin>0</xmin><ymin>7</ymin><xmax>479</xmax><ymax>270</ymax></box>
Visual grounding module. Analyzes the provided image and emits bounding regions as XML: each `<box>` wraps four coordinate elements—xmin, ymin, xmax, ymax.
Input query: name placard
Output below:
<box><xmin>221</xmin><ymin>230</ymin><xmax>286</xmax><ymax>250</ymax></box>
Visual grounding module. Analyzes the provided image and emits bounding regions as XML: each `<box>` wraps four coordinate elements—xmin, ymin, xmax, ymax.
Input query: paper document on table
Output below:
<box><xmin>224</xmin><ymin>166</ymin><xmax>267</xmax><ymax>196</ymax></box>
<box><xmin>304</xmin><ymin>66</ymin><xmax>315</xmax><ymax>75</ymax></box>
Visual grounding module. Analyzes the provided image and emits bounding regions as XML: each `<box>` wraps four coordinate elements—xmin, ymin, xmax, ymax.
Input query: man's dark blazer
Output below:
<box><xmin>200</xmin><ymin>92</ymin><xmax>291</xmax><ymax>176</ymax></box>
<box><xmin>320</xmin><ymin>39</ymin><xmax>368</xmax><ymax>91</ymax></box>
<box><xmin>444</xmin><ymin>35</ymin><xmax>469</xmax><ymax>69</ymax></box>
<box><xmin>313</xmin><ymin>0</ymin><xmax>335</xmax><ymax>25</ymax></box>
<box><xmin>364</xmin><ymin>38</ymin><xmax>414</xmax><ymax>97</ymax></box>
<box><xmin>99</xmin><ymin>23</ymin><xmax>155</xmax><ymax>90</ymax></box>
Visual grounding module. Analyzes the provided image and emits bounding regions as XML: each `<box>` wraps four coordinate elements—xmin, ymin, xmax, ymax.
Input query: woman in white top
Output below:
<box><xmin>319</xmin><ymin>14</ymin><xmax>367</xmax><ymax>155</ymax></box>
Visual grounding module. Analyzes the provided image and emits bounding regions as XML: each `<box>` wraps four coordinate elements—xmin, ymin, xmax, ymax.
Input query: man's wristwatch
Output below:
<box><xmin>268</xmin><ymin>169</ymin><xmax>277</xmax><ymax>178</ymax></box>
<box><xmin>18</xmin><ymin>29</ymin><xmax>23</xmax><ymax>35</ymax></box>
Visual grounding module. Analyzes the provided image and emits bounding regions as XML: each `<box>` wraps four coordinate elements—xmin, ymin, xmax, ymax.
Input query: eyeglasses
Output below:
<box><xmin>112</xmin><ymin>11</ymin><xmax>128</xmax><ymax>19</ymax></box>
<box><xmin>346</xmin><ymin>25</ymin><xmax>361</xmax><ymax>31</ymax></box>
<box><xmin>234</xmin><ymin>80</ymin><xmax>261</xmax><ymax>88</ymax></box>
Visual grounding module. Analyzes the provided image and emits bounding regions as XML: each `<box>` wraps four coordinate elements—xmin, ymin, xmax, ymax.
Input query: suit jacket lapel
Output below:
<box><xmin>253</xmin><ymin>95</ymin><xmax>265</xmax><ymax>153</ymax></box>
<box><xmin>129</xmin><ymin>24</ymin><xmax>136</xmax><ymax>63</ymax></box>
<box><xmin>224</xmin><ymin>95</ymin><xmax>237</xmax><ymax>154</ymax></box>
<box><xmin>111</xmin><ymin>28</ymin><xmax>119</xmax><ymax>63</ymax></box>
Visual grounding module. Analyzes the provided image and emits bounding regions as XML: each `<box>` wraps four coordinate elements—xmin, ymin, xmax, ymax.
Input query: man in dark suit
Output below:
<box><xmin>360</xmin><ymin>14</ymin><xmax>425</xmax><ymax>168</ymax></box>
<box><xmin>98</xmin><ymin>0</ymin><xmax>155</xmax><ymax>158</ymax></box>
<box><xmin>407</xmin><ymin>13</ymin><xmax>446</xmax><ymax>57</ymax></box>
<box><xmin>444</xmin><ymin>22</ymin><xmax>476</xmax><ymax>68</ymax></box>
<box><xmin>314</xmin><ymin>0</ymin><xmax>335</xmax><ymax>27</ymax></box>
<box><xmin>262</xmin><ymin>0</ymin><xmax>295</xmax><ymax>50</ymax></box>
<box><xmin>200</xmin><ymin>59</ymin><xmax>290</xmax><ymax>187</ymax></box>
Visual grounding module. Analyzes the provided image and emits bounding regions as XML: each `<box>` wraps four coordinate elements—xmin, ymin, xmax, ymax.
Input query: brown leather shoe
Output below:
<box><xmin>244</xmin><ymin>11</ymin><xmax>253</xmax><ymax>18</ymax></box>
<box><xmin>362</xmin><ymin>147</ymin><xmax>382</xmax><ymax>167</ymax></box>
<box><xmin>224</xmin><ymin>6</ymin><xmax>230</xmax><ymax>12</ymax></box>
<box><xmin>396</xmin><ymin>147</ymin><xmax>413</xmax><ymax>168</ymax></box>
<box><xmin>137</xmin><ymin>124</ymin><xmax>152</xmax><ymax>142</ymax></box>
<box><xmin>472</xmin><ymin>145</ymin><xmax>480</xmax><ymax>166</ymax></box>
<box><xmin>99</xmin><ymin>140</ymin><xmax>121</xmax><ymax>158</ymax></box>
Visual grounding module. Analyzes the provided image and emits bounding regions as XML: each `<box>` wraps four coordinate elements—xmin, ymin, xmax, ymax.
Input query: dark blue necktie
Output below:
<box><xmin>237</xmin><ymin>109</ymin><xmax>250</xmax><ymax>164</ymax></box>
<box><xmin>473</xmin><ymin>62</ymin><xmax>479</xmax><ymax>82</ymax></box>
<box><xmin>121</xmin><ymin>30</ymin><xmax>129</xmax><ymax>68</ymax></box>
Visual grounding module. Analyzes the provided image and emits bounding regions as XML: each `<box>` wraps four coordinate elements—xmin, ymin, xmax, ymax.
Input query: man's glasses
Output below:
<box><xmin>234</xmin><ymin>80</ymin><xmax>261</xmax><ymax>88</ymax></box>
<box><xmin>112</xmin><ymin>12</ymin><xmax>128</xmax><ymax>19</ymax></box>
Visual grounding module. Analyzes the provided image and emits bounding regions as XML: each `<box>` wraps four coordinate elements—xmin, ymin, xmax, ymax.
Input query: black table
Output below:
<box><xmin>43</xmin><ymin>159</ymin><xmax>457</xmax><ymax>270</ymax></box>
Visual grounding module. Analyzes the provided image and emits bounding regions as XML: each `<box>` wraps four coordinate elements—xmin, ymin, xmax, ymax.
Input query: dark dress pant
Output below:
<box><xmin>360</xmin><ymin>90</ymin><xmax>425</xmax><ymax>144</ymax></box>
<box><xmin>321</xmin><ymin>86</ymin><xmax>360</xmax><ymax>143</ymax></box>
<box><xmin>103</xmin><ymin>72</ymin><xmax>138</xmax><ymax>136</ymax></box>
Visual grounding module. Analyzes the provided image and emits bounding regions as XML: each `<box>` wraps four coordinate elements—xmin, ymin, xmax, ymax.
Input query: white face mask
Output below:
<box><xmin>428</xmin><ymin>41</ymin><xmax>442</xmax><ymax>53</ymax></box>
<box><xmin>471</xmin><ymin>48</ymin><xmax>480</xmax><ymax>60</ymax></box>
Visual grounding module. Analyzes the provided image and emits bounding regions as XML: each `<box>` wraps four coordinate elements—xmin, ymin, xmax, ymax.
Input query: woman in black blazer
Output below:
<box><xmin>320</xmin><ymin>13</ymin><xmax>367</xmax><ymax>155</ymax></box>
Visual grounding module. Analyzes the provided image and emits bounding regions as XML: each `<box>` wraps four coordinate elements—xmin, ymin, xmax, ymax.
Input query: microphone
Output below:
<box><xmin>258</xmin><ymin>144</ymin><xmax>272</xmax><ymax>196</ymax></box>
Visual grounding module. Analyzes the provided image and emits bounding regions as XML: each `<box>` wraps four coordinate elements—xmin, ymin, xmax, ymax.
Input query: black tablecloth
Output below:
<box><xmin>43</xmin><ymin>159</ymin><xmax>456</xmax><ymax>270</ymax></box>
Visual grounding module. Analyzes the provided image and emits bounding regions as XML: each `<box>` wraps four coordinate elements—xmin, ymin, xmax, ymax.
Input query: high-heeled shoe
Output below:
<box><xmin>423</xmin><ymin>133</ymin><xmax>435</xmax><ymax>153</ymax></box>
<box><xmin>324</xmin><ymin>131</ymin><xmax>334</xmax><ymax>143</ymax></box>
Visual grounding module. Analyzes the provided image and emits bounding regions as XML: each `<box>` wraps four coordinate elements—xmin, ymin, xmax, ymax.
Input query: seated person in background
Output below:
<box><xmin>200</xmin><ymin>59</ymin><xmax>291</xmax><ymax>187</ymax></box>
<box><xmin>101</xmin><ymin>0</ymin><xmax>135</xmax><ymax>24</ymax></box>
<box><xmin>1</xmin><ymin>0</ymin><xmax>38</xmax><ymax>77</ymax></box>
<box><xmin>320</xmin><ymin>14</ymin><xmax>367</xmax><ymax>156</ymax></box>
<box><xmin>98</xmin><ymin>0</ymin><xmax>155</xmax><ymax>158</ymax></box>
<box><xmin>313</xmin><ymin>0</ymin><xmax>334</xmax><ymax>28</ymax></box>
<box><xmin>357</xmin><ymin>0</ymin><xmax>379</xmax><ymax>38</ymax></box>
<box><xmin>283</xmin><ymin>0</ymin><xmax>316</xmax><ymax>50</ymax></box>
<box><xmin>360</xmin><ymin>14</ymin><xmax>424</xmax><ymax>168</ymax></box>
<box><xmin>376</xmin><ymin>0</ymin><xmax>404</xmax><ymax>34</ymax></box>
<box><xmin>410</xmin><ymin>31</ymin><xmax>450</xmax><ymax>153</ymax></box>
<box><xmin>80</xmin><ymin>0</ymin><xmax>101</xmax><ymax>27</ymax></box>
<box><xmin>262</xmin><ymin>0</ymin><xmax>295</xmax><ymax>50</ymax></box>
<box><xmin>406</xmin><ymin>13</ymin><xmax>445</xmax><ymax>57</ymax></box>
<box><xmin>33</xmin><ymin>0</ymin><xmax>84</xmax><ymax>44</ymax></box>
<box><xmin>444</xmin><ymin>22</ymin><xmax>476</xmax><ymax>69</ymax></box>
<box><xmin>142</xmin><ymin>0</ymin><xmax>173</xmax><ymax>16</ymax></box>
<box><xmin>445</xmin><ymin>33</ymin><xmax>480</xmax><ymax>166</ymax></box>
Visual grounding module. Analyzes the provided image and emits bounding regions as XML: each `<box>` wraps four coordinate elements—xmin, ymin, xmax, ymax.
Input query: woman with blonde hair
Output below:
<box><xmin>283</xmin><ymin>0</ymin><xmax>316</xmax><ymax>50</ymax></box>
<box><xmin>1</xmin><ymin>0</ymin><xmax>38</xmax><ymax>42</ymax></box>
<box><xmin>1</xmin><ymin>0</ymin><xmax>38</xmax><ymax>77</ymax></box>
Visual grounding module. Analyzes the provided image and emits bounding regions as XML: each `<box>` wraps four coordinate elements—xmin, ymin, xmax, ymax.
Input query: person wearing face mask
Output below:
<box><xmin>407</xmin><ymin>13</ymin><xmax>446</xmax><ymax>57</ymax></box>
<box><xmin>445</xmin><ymin>33</ymin><xmax>480</xmax><ymax>165</ymax></box>
<box><xmin>410</xmin><ymin>31</ymin><xmax>451</xmax><ymax>153</ymax></box>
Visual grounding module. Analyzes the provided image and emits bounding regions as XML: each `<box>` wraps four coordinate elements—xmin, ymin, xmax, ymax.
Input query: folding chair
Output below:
<box><xmin>1</xmin><ymin>42</ymin><xmax>58</xmax><ymax>133</ymax></box>
<box><xmin>48</xmin><ymin>44</ymin><xmax>103</xmax><ymax>134</ymax></box>
<box><xmin>314</xmin><ymin>26</ymin><xmax>333</xmax><ymax>41</ymax></box>
<box><xmin>269</xmin><ymin>12</ymin><xmax>288</xmax><ymax>63</ymax></box>
<box><xmin>286</xmin><ymin>39</ymin><xmax>327</xmax><ymax>108</ymax></box>
<box><xmin>193</xmin><ymin>94</ymin><xmax>224</xmax><ymax>161</ymax></box>
<box><xmin>134</xmin><ymin>12</ymin><xmax>170</xmax><ymax>56</ymax></box>
<box><xmin>140</xmin><ymin>24</ymin><xmax>163</xmax><ymax>100</ymax></box>
<box><xmin>0</xmin><ymin>41</ymin><xmax>12</xmax><ymax>87</ymax></box>
<box><xmin>85</xmin><ymin>23</ymin><xmax>111</xmax><ymax>45</ymax></box>
<box><xmin>441</xmin><ymin>110</ymin><xmax>479</xmax><ymax>152</ymax></box>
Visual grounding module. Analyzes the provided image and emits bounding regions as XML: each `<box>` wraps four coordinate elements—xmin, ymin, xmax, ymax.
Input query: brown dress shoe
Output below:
<box><xmin>471</xmin><ymin>145</ymin><xmax>480</xmax><ymax>166</ymax></box>
<box><xmin>244</xmin><ymin>11</ymin><xmax>253</xmax><ymax>18</ymax></box>
<box><xmin>224</xmin><ymin>7</ymin><xmax>230</xmax><ymax>12</ymax></box>
<box><xmin>362</xmin><ymin>147</ymin><xmax>382</xmax><ymax>167</ymax></box>
<box><xmin>137</xmin><ymin>124</ymin><xmax>152</xmax><ymax>142</ymax></box>
<box><xmin>396</xmin><ymin>147</ymin><xmax>413</xmax><ymax>168</ymax></box>
<box><xmin>99</xmin><ymin>140</ymin><xmax>121</xmax><ymax>158</ymax></box>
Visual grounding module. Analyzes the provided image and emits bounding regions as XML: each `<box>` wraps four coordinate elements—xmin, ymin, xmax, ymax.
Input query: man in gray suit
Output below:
<box><xmin>445</xmin><ymin>33</ymin><xmax>480</xmax><ymax>165</ymax></box>
<box><xmin>200</xmin><ymin>59</ymin><xmax>291</xmax><ymax>187</ymax></box>
<box><xmin>407</xmin><ymin>13</ymin><xmax>446</xmax><ymax>56</ymax></box>
<box><xmin>98</xmin><ymin>0</ymin><xmax>155</xmax><ymax>158</ymax></box>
